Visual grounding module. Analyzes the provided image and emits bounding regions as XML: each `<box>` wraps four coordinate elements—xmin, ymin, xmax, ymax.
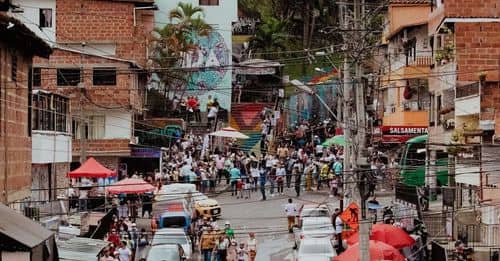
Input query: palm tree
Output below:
<box><xmin>249</xmin><ymin>17</ymin><xmax>288</xmax><ymax>59</ymax></box>
<box><xmin>169</xmin><ymin>2</ymin><xmax>212</xmax><ymax>37</ymax></box>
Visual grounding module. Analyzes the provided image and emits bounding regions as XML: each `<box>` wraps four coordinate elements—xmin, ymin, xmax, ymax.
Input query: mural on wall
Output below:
<box><xmin>182</xmin><ymin>31</ymin><xmax>231</xmax><ymax>111</ymax></box>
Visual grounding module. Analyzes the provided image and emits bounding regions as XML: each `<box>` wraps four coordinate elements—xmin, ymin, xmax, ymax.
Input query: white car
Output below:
<box><xmin>151</xmin><ymin>228</ymin><xmax>192</xmax><ymax>260</ymax></box>
<box><xmin>296</xmin><ymin>237</ymin><xmax>337</xmax><ymax>261</ymax></box>
<box><xmin>147</xmin><ymin>244</ymin><xmax>185</xmax><ymax>261</ymax></box>
<box><xmin>298</xmin><ymin>204</ymin><xmax>331</xmax><ymax>227</ymax></box>
<box><xmin>294</xmin><ymin>217</ymin><xmax>335</xmax><ymax>248</ymax></box>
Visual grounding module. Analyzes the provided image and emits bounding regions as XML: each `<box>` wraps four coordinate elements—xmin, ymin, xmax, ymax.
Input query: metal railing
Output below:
<box><xmin>408</xmin><ymin>56</ymin><xmax>433</xmax><ymax>67</ymax></box>
<box><xmin>456</xmin><ymin>82</ymin><xmax>480</xmax><ymax>99</ymax></box>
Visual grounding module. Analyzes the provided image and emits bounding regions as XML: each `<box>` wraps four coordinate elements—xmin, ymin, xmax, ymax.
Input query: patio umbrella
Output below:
<box><xmin>209</xmin><ymin>127</ymin><xmax>249</xmax><ymax>139</ymax></box>
<box><xmin>68</xmin><ymin>157</ymin><xmax>117</xmax><ymax>178</ymax></box>
<box><xmin>335</xmin><ymin>240</ymin><xmax>406</xmax><ymax>261</ymax></box>
<box><xmin>346</xmin><ymin>224</ymin><xmax>416</xmax><ymax>249</ymax></box>
<box><xmin>322</xmin><ymin>135</ymin><xmax>346</xmax><ymax>147</ymax></box>
<box><xmin>106</xmin><ymin>178</ymin><xmax>155</xmax><ymax>195</ymax></box>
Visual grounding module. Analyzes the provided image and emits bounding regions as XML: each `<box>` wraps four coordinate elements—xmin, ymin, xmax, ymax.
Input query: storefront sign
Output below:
<box><xmin>381</xmin><ymin>126</ymin><xmax>428</xmax><ymax>143</ymax></box>
<box><xmin>131</xmin><ymin>147</ymin><xmax>161</xmax><ymax>158</ymax></box>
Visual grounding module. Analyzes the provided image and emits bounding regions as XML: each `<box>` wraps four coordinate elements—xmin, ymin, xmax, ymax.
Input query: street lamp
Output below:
<box><xmin>290</xmin><ymin>79</ymin><xmax>338</xmax><ymax>122</ymax></box>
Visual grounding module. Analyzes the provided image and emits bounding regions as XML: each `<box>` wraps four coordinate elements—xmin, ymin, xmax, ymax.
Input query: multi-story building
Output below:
<box><xmin>0</xmin><ymin>11</ymin><xmax>52</xmax><ymax>205</ymax></box>
<box><xmin>427</xmin><ymin>0</ymin><xmax>500</xmax><ymax>246</ymax></box>
<box><xmin>156</xmin><ymin>0</ymin><xmax>238</xmax><ymax>112</ymax></box>
<box><xmin>377</xmin><ymin>0</ymin><xmax>432</xmax><ymax>145</ymax></box>
<box><xmin>12</xmin><ymin>0</ymin><xmax>156</xmax><ymax>176</ymax></box>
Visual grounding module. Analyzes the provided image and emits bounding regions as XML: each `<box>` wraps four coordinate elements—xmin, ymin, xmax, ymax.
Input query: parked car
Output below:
<box><xmin>294</xmin><ymin>217</ymin><xmax>335</xmax><ymax>248</ymax></box>
<box><xmin>157</xmin><ymin>211</ymin><xmax>192</xmax><ymax>233</ymax></box>
<box><xmin>191</xmin><ymin>192</ymin><xmax>221</xmax><ymax>219</ymax></box>
<box><xmin>296</xmin><ymin>237</ymin><xmax>336</xmax><ymax>261</ymax></box>
<box><xmin>146</xmin><ymin>244</ymin><xmax>186</xmax><ymax>261</ymax></box>
<box><xmin>297</xmin><ymin>204</ymin><xmax>331</xmax><ymax>228</ymax></box>
<box><xmin>151</xmin><ymin>228</ymin><xmax>192</xmax><ymax>260</ymax></box>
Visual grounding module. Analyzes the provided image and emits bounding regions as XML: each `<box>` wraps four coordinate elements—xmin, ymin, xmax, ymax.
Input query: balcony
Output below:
<box><xmin>408</xmin><ymin>56</ymin><xmax>433</xmax><ymax>67</ymax></box>
<box><xmin>455</xmin><ymin>82</ymin><xmax>480</xmax><ymax>116</ymax></box>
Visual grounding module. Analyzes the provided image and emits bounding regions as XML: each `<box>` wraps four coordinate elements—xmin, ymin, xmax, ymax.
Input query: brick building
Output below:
<box><xmin>0</xmin><ymin>12</ymin><xmax>52</xmax><ymax>204</ymax></box>
<box><xmin>426</xmin><ymin>0</ymin><xmax>500</xmax><ymax>246</ymax></box>
<box><xmin>27</xmin><ymin>0</ymin><xmax>156</xmax><ymax>176</ymax></box>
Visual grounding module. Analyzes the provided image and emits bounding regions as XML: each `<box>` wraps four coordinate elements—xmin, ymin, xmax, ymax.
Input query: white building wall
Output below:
<box><xmin>32</xmin><ymin>131</ymin><xmax>72</xmax><ymax>163</ymax></box>
<box><xmin>387</xmin><ymin>26</ymin><xmax>430</xmax><ymax>73</ymax></box>
<box><xmin>105</xmin><ymin>111</ymin><xmax>132</xmax><ymax>139</ymax></box>
<box><xmin>11</xmin><ymin>0</ymin><xmax>56</xmax><ymax>45</ymax></box>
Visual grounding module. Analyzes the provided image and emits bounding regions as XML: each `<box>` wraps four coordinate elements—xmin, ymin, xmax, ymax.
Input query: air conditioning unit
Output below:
<box><xmin>130</xmin><ymin>136</ymin><xmax>139</xmax><ymax>144</ymax></box>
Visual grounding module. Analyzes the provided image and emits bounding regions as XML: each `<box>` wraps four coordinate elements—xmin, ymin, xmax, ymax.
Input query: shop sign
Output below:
<box><xmin>381</xmin><ymin>126</ymin><xmax>428</xmax><ymax>143</ymax></box>
<box><xmin>131</xmin><ymin>147</ymin><xmax>161</xmax><ymax>158</ymax></box>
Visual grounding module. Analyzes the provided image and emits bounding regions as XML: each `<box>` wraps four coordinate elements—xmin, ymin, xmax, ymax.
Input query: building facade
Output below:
<box><xmin>0</xmin><ymin>12</ymin><xmax>52</xmax><ymax>205</ymax></box>
<box><xmin>427</xmin><ymin>0</ymin><xmax>500</xmax><ymax>246</ymax></box>
<box><xmin>377</xmin><ymin>0</ymin><xmax>432</xmax><ymax>145</ymax></box>
<box><xmin>156</xmin><ymin>0</ymin><xmax>238</xmax><ymax>112</ymax></box>
<box><xmin>12</xmin><ymin>0</ymin><xmax>155</xmax><ymax>175</ymax></box>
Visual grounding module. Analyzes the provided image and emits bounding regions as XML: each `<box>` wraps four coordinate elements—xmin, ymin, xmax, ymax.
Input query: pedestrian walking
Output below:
<box><xmin>214</xmin><ymin>235</ymin><xmax>229</xmax><ymax>261</ymax></box>
<box><xmin>276</xmin><ymin>163</ymin><xmax>286</xmax><ymax>195</ymax></box>
<box><xmin>259</xmin><ymin>167</ymin><xmax>267</xmax><ymax>201</ymax></box>
<box><xmin>246</xmin><ymin>232</ymin><xmax>257</xmax><ymax>261</ymax></box>
<box><xmin>284</xmin><ymin>198</ymin><xmax>297</xmax><ymax>233</ymax></box>
<box><xmin>200</xmin><ymin>227</ymin><xmax>217</xmax><ymax>261</ymax></box>
<box><xmin>294</xmin><ymin>166</ymin><xmax>302</xmax><ymax>197</ymax></box>
<box><xmin>230</xmin><ymin>166</ymin><xmax>241</xmax><ymax>196</ymax></box>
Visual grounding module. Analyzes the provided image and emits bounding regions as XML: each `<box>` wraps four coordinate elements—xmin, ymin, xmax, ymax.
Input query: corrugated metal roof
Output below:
<box><xmin>0</xmin><ymin>204</ymin><xmax>53</xmax><ymax>248</ymax></box>
<box><xmin>57</xmin><ymin>237</ymin><xmax>108</xmax><ymax>261</ymax></box>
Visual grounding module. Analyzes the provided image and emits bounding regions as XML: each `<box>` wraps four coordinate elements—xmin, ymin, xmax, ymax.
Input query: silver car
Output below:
<box><xmin>146</xmin><ymin>244</ymin><xmax>185</xmax><ymax>261</ymax></box>
<box><xmin>297</xmin><ymin>237</ymin><xmax>337</xmax><ymax>261</ymax></box>
<box><xmin>294</xmin><ymin>217</ymin><xmax>335</xmax><ymax>248</ymax></box>
<box><xmin>151</xmin><ymin>228</ymin><xmax>192</xmax><ymax>260</ymax></box>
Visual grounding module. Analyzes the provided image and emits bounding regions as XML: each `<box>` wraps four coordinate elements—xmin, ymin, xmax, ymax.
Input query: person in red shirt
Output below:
<box><xmin>107</xmin><ymin>229</ymin><xmax>121</xmax><ymax>247</ymax></box>
<box><xmin>194</xmin><ymin>97</ymin><xmax>201</xmax><ymax>122</ymax></box>
<box><xmin>186</xmin><ymin>96</ymin><xmax>197</xmax><ymax>122</ymax></box>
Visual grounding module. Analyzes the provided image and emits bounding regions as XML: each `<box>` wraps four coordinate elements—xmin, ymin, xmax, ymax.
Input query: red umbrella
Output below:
<box><xmin>106</xmin><ymin>178</ymin><xmax>155</xmax><ymax>195</ymax></box>
<box><xmin>335</xmin><ymin>240</ymin><xmax>406</xmax><ymax>261</ymax></box>
<box><xmin>68</xmin><ymin>157</ymin><xmax>117</xmax><ymax>178</ymax></box>
<box><xmin>346</xmin><ymin>224</ymin><xmax>416</xmax><ymax>249</ymax></box>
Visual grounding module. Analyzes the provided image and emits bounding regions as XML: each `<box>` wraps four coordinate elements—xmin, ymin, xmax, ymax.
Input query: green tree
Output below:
<box><xmin>249</xmin><ymin>17</ymin><xmax>288</xmax><ymax>59</ymax></box>
<box><xmin>148</xmin><ymin>2</ymin><xmax>212</xmax><ymax>115</ymax></box>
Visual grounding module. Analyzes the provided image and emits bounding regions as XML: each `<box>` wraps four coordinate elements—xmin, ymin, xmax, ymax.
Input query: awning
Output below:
<box><xmin>234</xmin><ymin>59</ymin><xmax>283</xmax><ymax>75</ymax></box>
<box><xmin>106</xmin><ymin>178</ymin><xmax>155</xmax><ymax>194</ymax></box>
<box><xmin>210</xmin><ymin>127</ymin><xmax>249</xmax><ymax>139</ymax></box>
<box><xmin>67</xmin><ymin>157</ymin><xmax>117</xmax><ymax>178</ymax></box>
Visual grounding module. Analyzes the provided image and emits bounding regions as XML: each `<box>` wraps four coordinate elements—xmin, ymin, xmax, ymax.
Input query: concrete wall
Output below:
<box><xmin>32</xmin><ymin>131</ymin><xmax>72</xmax><ymax>163</ymax></box>
<box><xmin>104</xmin><ymin>111</ymin><xmax>132</xmax><ymax>139</ymax></box>
<box><xmin>11</xmin><ymin>0</ymin><xmax>56</xmax><ymax>44</ymax></box>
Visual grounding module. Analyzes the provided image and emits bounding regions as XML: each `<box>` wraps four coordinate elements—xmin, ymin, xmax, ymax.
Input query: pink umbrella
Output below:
<box><xmin>346</xmin><ymin>223</ymin><xmax>416</xmax><ymax>249</ymax></box>
<box><xmin>106</xmin><ymin>178</ymin><xmax>155</xmax><ymax>195</ymax></box>
<box><xmin>335</xmin><ymin>240</ymin><xmax>406</xmax><ymax>261</ymax></box>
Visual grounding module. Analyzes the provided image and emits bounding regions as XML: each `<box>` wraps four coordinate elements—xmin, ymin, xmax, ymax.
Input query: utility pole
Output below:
<box><xmin>353</xmin><ymin>0</ymin><xmax>370</xmax><ymax>260</ymax></box>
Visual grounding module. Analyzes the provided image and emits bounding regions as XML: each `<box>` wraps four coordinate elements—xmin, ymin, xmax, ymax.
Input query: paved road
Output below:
<box><xmin>216</xmin><ymin>187</ymin><xmax>339</xmax><ymax>261</ymax></box>
<box><xmin>138</xmin><ymin>185</ymin><xmax>394</xmax><ymax>261</ymax></box>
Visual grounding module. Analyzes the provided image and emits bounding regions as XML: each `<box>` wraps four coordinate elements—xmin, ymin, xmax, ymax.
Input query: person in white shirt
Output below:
<box><xmin>250</xmin><ymin>165</ymin><xmax>260</xmax><ymax>192</ymax></box>
<box><xmin>246</xmin><ymin>232</ymin><xmax>258</xmax><ymax>261</ymax></box>
<box><xmin>276</xmin><ymin>164</ymin><xmax>286</xmax><ymax>195</ymax></box>
<box><xmin>117</xmin><ymin>242</ymin><xmax>131</xmax><ymax>261</ymax></box>
<box><xmin>284</xmin><ymin>198</ymin><xmax>297</xmax><ymax>233</ymax></box>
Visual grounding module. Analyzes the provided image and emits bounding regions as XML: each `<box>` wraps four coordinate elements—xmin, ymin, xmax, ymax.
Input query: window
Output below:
<box><xmin>93</xmin><ymin>67</ymin><xmax>116</xmax><ymax>86</ymax></box>
<box><xmin>199</xmin><ymin>0</ymin><xmax>219</xmax><ymax>5</ymax></box>
<box><xmin>88</xmin><ymin>115</ymin><xmax>105</xmax><ymax>139</ymax></box>
<box><xmin>57</xmin><ymin>68</ymin><xmax>81</xmax><ymax>86</ymax></box>
<box><xmin>39</xmin><ymin>8</ymin><xmax>52</xmax><ymax>28</ymax></box>
<box><xmin>32</xmin><ymin>93</ymin><xmax>70</xmax><ymax>132</ymax></box>
<box><xmin>33</xmin><ymin>68</ymin><xmax>41</xmax><ymax>87</ymax></box>
<box><xmin>73</xmin><ymin>115</ymin><xmax>105</xmax><ymax>139</ymax></box>
<box><xmin>11</xmin><ymin>54</ymin><xmax>17</xmax><ymax>82</ymax></box>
